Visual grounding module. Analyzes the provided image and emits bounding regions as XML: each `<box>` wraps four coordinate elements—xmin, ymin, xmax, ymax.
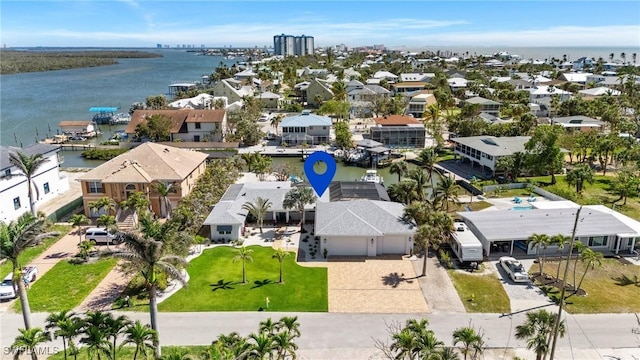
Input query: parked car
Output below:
<box><xmin>258</xmin><ymin>113</ymin><xmax>270</xmax><ymax>122</ymax></box>
<box><xmin>69</xmin><ymin>136</ymin><xmax>87</xmax><ymax>141</ymax></box>
<box><xmin>0</xmin><ymin>266</ymin><xmax>38</xmax><ymax>300</ymax></box>
<box><xmin>85</xmin><ymin>227</ymin><xmax>119</xmax><ymax>245</ymax></box>
<box><xmin>498</xmin><ymin>256</ymin><xmax>529</xmax><ymax>283</ymax></box>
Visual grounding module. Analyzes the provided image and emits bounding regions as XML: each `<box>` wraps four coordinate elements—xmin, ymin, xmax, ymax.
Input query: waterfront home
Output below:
<box><xmin>78</xmin><ymin>143</ymin><xmax>208</xmax><ymax>221</ymax></box>
<box><xmin>168</xmin><ymin>93</ymin><xmax>228</xmax><ymax>110</ymax></box>
<box><xmin>370</xmin><ymin>115</ymin><xmax>426</xmax><ymax>148</ymax></box>
<box><xmin>58</xmin><ymin>121</ymin><xmax>97</xmax><ymax>137</ymax></box>
<box><xmin>464</xmin><ymin>96</ymin><xmax>502</xmax><ymax>117</ymax></box>
<box><xmin>551</xmin><ymin>115</ymin><xmax>605</xmax><ymax>132</ymax></box>
<box><xmin>316</xmin><ymin>199</ymin><xmax>414</xmax><ymax>256</ymax></box>
<box><xmin>211</xmin><ymin>79</ymin><xmax>254</xmax><ymax>104</ymax></box>
<box><xmin>126</xmin><ymin>109</ymin><xmax>227</xmax><ymax>142</ymax></box>
<box><xmin>0</xmin><ymin>144</ymin><xmax>67</xmax><ymax>222</ymax></box>
<box><xmin>457</xmin><ymin>204</ymin><xmax>640</xmax><ymax>257</ymax></box>
<box><xmin>406</xmin><ymin>92</ymin><xmax>438</xmax><ymax>118</ymax></box>
<box><xmin>280</xmin><ymin>110</ymin><xmax>331</xmax><ymax>145</ymax></box>
<box><xmin>451</xmin><ymin>136</ymin><xmax>531</xmax><ymax>177</ymax></box>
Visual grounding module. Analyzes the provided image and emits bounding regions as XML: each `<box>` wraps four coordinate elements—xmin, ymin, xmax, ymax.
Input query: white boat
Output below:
<box><xmin>360</xmin><ymin>169</ymin><xmax>383</xmax><ymax>184</ymax></box>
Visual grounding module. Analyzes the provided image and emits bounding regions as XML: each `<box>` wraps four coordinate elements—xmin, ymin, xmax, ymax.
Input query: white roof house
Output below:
<box><xmin>373</xmin><ymin>71</ymin><xmax>398</xmax><ymax>81</ymax></box>
<box><xmin>578</xmin><ymin>87</ymin><xmax>621</xmax><ymax>97</ymax></box>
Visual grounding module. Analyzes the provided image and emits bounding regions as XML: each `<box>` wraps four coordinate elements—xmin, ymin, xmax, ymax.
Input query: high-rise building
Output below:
<box><xmin>274</xmin><ymin>34</ymin><xmax>314</xmax><ymax>56</ymax></box>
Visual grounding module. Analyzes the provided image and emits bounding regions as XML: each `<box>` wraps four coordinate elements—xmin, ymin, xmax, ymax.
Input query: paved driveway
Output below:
<box><xmin>328</xmin><ymin>258</ymin><xmax>428</xmax><ymax>313</ymax></box>
<box><xmin>491</xmin><ymin>259</ymin><xmax>556</xmax><ymax>314</ymax></box>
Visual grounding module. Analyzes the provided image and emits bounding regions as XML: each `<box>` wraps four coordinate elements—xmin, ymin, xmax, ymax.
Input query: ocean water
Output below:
<box><xmin>406</xmin><ymin>46</ymin><xmax>639</xmax><ymax>62</ymax></box>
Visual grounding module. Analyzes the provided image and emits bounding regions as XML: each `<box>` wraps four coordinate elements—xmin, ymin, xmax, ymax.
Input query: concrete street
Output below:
<box><xmin>1</xmin><ymin>311</ymin><xmax>639</xmax><ymax>359</ymax></box>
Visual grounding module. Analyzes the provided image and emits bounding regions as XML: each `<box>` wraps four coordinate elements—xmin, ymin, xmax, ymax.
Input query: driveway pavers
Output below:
<box><xmin>328</xmin><ymin>258</ymin><xmax>428</xmax><ymax>313</ymax></box>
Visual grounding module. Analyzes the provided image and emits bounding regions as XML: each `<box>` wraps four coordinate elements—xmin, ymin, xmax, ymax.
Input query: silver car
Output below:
<box><xmin>498</xmin><ymin>256</ymin><xmax>529</xmax><ymax>283</ymax></box>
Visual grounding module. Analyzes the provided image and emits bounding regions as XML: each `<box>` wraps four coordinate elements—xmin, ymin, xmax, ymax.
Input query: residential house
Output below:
<box><xmin>578</xmin><ymin>87</ymin><xmax>621</xmax><ymax>99</ymax></box>
<box><xmin>507</xmin><ymin>79</ymin><xmax>533</xmax><ymax>90</ymax></box>
<box><xmin>526</xmin><ymin>85</ymin><xmax>572</xmax><ymax>106</ymax></box>
<box><xmin>448</xmin><ymin>77</ymin><xmax>468</xmax><ymax>92</ymax></box>
<box><xmin>559</xmin><ymin>72</ymin><xmax>593</xmax><ymax>89</ymax></box>
<box><xmin>233</xmin><ymin>68</ymin><xmax>257</xmax><ymax>80</ymax></box>
<box><xmin>399</xmin><ymin>73</ymin><xmax>436</xmax><ymax>82</ymax></box>
<box><xmin>347</xmin><ymin>84</ymin><xmax>390</xmax><ymax>118</ymax></box>
<box><xmin>125</xmin><ymin>109</ymin><xmax>227</xmax><ymax>142</ymax></box>
<box><xmin>256</xmin><ymin>91</ymin><xmax>284</xmax><ymax>109</ymax></box>
<box><xmin>58</xmin><ymin>121</ymin><xmax>97</xmax><ymax>137</ymax></box>
<box><xmin>280</xmin><ymin>110</ymin><xmax>332</xmax><ymax>145</ymax></box>
<box><xmin>406</xmin><ymin>92</ymin><xmax>437</xmax><ymax>118</ymax></box>
<box><xmin>168</xmin><ymin>94</ymin><xmax>228</xmax><ymax>110</ymax></box>
<box><xmin>77</xmin><ymin>143</ymin><xmax>208</xmax><ymax>220</ymax></box>
<box><xmin>451</xmin><ymin>136</ymin><xmax>531</xmax><ymax>176</ymax></box>
<box><xmin>211</xmin><ymin>79</ymin><xmax>254</xmax><ymax>104</ymax></box>
<box><xmin>457</xmin><ymin>204</ymin><xmax>640</xmax><ymax>257</ymax></box>
<box><xmin>464</xmin><ymin>97</ymin><xmax>502</xmax><ymax>117</ymax></box>
<box><xmin>316</xmin><ymin>199</ymin><xmax>415</xmax><ymax>256</ymax></box>
<box><xmin>373</xmin><ymin>71</ymin><xmax>398</xmax><ymax>83</ymax></box>
<box><xmin>305</xmin><ymin>78</ymin><xmax>334</xmax><ymax>107</ymax></box>
<box><xmin>370</xmin><ymin>115</ymin><xmax>426</xmax><ymax>148</ymax></box>
<box><xmin>328</xmin><ymin>181</ymin><xmax>390</xmax><ymax>202</ymax></box>
<box><xmin>551</xmin><ymin>115</ymin><xmax>605</xmax><ymax>132</ymax></box>
<box><xmin>391</xmin><ymin>82</ymin><xmax>429</xmax><ymax>96</ymax></box>
<box><xmin>0</xmin><ymin>144</ymin><xmax>67</xmax><ymax>222</ymax></box>
<box><xmin>572</xmin><ymin>57</ymin><xmax>595</xmax><ymax>71</ymax></box>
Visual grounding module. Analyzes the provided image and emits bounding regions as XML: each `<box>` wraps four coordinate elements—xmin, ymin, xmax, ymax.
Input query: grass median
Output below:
<box><xmin>449</xmin><ymin>269</ymin><xmax>510</xmax><ymax>313</ymax></box>
<box><xmin>48</xmin><ymin>345</ymin><xmax>208</xmax><ymax>360</ymax></box>
<box><xmin>158</xmin><ymin>245</ymin><xmax>328</xmax><ymax>312</ymax></box>
<box><xmin>13</xmin><ymin>257</ymin><xmax>117</xmax><ymax>312</ymax></box>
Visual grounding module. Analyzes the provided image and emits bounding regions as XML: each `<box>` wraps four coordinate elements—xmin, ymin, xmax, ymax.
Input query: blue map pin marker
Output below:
<box><xmin>304</xmin><ymin>151</ymin><xmax>336</xmax><ymax>197</ymax></box>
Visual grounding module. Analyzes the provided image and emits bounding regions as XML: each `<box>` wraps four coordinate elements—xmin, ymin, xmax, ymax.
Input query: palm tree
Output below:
<box><xmin>331</xmin><ymin>81</ymin><xmax>347</xmax><ymax>101</ymax></box>
<box><xmin>571</xmin><ymin>242</ymin><xmax>586</xmax><ymax>290</ymax></box>
<box><xmin>111</xmin><ymin>232</ymin><xmax>187</xmax><ymax>358</ymax></box>
<box><xmin>242</xmin><ymin>197</ymin><xmax>272</xmax><ymax>234</ymax></box>
<box><xmin>528</xmin><ymin>233</ymin><xmax>550</xmax><ymax>276</ymax></box>
<box><xmin>45</xmin><ymin>310</ymin><xmax>81</xmax><ymax>360</ymax></box>
<box><xmin>120</xmin><ymin>191</ymin><xmax>151</xmax><ymax>226</ymax></box>
<box><xmin>233</xmin><ymin>246</ymin><xmax>254</xmax><ymax>284</ymax></box>
<box><xmin>576</xmin><ymin>248</ymin><xmax>604</xmax><ymax>292</ymax></box>
<box><xmin>272</xmin><ymin>248</ymin><xmax>290</xmax><ymax>283</ymax></box>
<box><xmin>390</xmin><ymin>161</ymin><xmax>408</xmax><ymax>182</ymax></box>
<box><xmin>88</xmin><ymin>196</ymin><xmax>116</xmax><ymax>217</ymax></box>
<box><xmin>408</xmin><ymin>168</ymin><xmax>428</xmax><ymax>201</ymax></box>
<box><xmin>0</xmin><ymin>213</ymin><xmax>52</xmax><ymax>329</ymax></box>
<box><xmin>152</xmin><ymin>182</ymin><xmax>179</xmax><ymax>219</ymax></box>
<box><xmin>105</xmin><ymin>314</ymin><xmax>132</xmax><ymax>360</ymax></box>
<box><xmin>282</xmin><ymin>186</ymin><xmax>317</xmax><ymax>232</ymax></box>
<box><xmin>270</xmin><ymin>114</ymin><xmax>283</xmax><ymax>135</ymax></box>
<box><xmin>10</xmin><ymin>327</ymin><xmax>51</xmax><ymax>360</ymax></box>
<box><xmin>70</xmin><ymin>214</ymin><xmax>91</xmax><ymax>246</ymax></box>
<box><xmin>121</xmin><ymin>321</ymin><xmax>158</xmax><ymax>360</ymax></box>
<box><xmin>248</xmin><ymin>332</ymin><xmax>275</xmax><ymax>359</ymax></box>
<box><xmin>81</xmin><ymin>324</ymin><xmax>111</xmax><ymax>360</ymax></box>
<box><xmin>435</xmin><ymin>175</ymin><xmax>460</xmax><ymax>212</ymax></box>
<box><xmin>96</xmin><ymin>214</ymin><xmax>117</xmax><ymax>232</ymax></box>
<box><xmin>272</xmin><ymin>330</ymin><xmax>298</xmax><ymax>359</ymax></box>
<box><xmin>566</xmin><ymin>164</ymin><xmax>594</xmax><ymax>193</ymax></box>
<box><xmin>8</xmin><ymin>151</ymin><xmax>49</xmax><ymax>216</ymax></box>
<box><xmin>550</xmin><ymin>234</ymin><xmax>569</xmax><ymax>281</ymax></box>
<box><xmin>452</xmin><ymin>326</ymin><xmax>485</xmax><ymax>360</ymax></box>
<box><xmin>403</xmin><ymin>201</ymin><xmax>430</xmax><ymax>226</ymax></box>
<box><xmin>418</xmin><ymin>148</ymin><xmax>438</xmax><ymax>187</ymax></box>
<box><xmin>387</xmin><ymin>179</ymin><xmax>419</xmax><ymax>205</ymax></box>
<box><xmin>515</xmin><ymin>309</ymin><xmax>565</xmax><ymax>360</ymax></box>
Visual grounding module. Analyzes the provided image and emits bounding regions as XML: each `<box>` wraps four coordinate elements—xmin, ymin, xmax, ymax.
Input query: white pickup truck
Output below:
<box><xmin>0</xmin><ymin>266</ymin><xmax>38</xmax><ymax>300</ymax></box>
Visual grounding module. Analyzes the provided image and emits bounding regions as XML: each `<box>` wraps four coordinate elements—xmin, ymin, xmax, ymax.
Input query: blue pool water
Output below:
<box><xmin>512</xmin><ymin>206</ymin><xmax>533</xmax><ymax>210</ymax></box>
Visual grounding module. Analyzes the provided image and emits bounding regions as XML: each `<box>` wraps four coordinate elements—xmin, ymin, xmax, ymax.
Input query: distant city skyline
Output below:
<box><xmin>1</xmin><ymin>1</ymin><xmax>639</xmax><ymax>48</ymax></box>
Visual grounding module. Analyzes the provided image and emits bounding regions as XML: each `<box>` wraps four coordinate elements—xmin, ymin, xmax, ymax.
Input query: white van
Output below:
<box><xmin>85</xmin><ymin>228</ymin><xmax>119</xmax><ymax>245</ymax></box>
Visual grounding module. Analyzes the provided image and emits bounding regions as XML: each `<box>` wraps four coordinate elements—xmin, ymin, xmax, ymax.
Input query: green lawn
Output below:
<box><xmin>158</xmin><ymin>246</ymin><xmax>328</xmax><ymax>312</ymax></box>
<box><xmin>0</xmin><ymin>224</ymin><xmax>72</xmax><ymax>279</ymax></box>
<box><xmin>531</xmin><ymin>258</ymin><xmax>640</xmax><ymax>313</ymax></box>
<box><xmin>48</xmin><ymin>345</ymin><xmax>208</xmax><ymax>360</ymax></box>
<box><xmin>13</xmin><ymin>257</ymin><xmax>117</xmax><ymax>312</ymax></box>
<box><xmin>448</xmin><ymin>270</ymin><xmax>510</xmax><ymax>313</ymax></box>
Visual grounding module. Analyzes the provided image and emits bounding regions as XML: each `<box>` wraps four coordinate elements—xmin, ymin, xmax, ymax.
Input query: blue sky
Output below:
<box><xmin>1</xmin><ymin>1</ymin><xmax>639</xmax><ymax>48</ymax></box>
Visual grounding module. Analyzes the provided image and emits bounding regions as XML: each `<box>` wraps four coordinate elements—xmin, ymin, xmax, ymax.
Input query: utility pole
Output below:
<box><xmin>548</xmin><ymin>205</ymin><xmax>582</xmax><ymax>359</ymax></box>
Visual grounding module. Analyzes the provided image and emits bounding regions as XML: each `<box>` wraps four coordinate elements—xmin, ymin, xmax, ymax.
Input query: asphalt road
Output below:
<box><xmin>1</xmin><ymin>311</ymin><xmax>639</xmax><ymax>359</ymax></box>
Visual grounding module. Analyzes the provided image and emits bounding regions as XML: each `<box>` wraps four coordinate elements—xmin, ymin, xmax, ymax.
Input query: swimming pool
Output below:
<box><xmin>512</xmin><ymin>206</ymin><xmax>533</xmax><ymax>210</ymax></box>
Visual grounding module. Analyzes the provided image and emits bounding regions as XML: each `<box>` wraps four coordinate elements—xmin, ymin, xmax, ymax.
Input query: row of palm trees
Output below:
<box><xmin>232</xmin><ymin>246</ymin><xmax>291</xmax><ymax>285</ymax></box>
<box><xmin>528</xmin><ymin>233</ymin><xmax>603</xmax><ymax>292</ymax></box>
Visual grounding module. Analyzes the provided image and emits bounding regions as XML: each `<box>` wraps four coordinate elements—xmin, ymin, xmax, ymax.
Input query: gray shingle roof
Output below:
<box><xmin>465</xmin><ymin>96</ymin><xmax>501</xmax><ymax>106</ymax></box>
<box><xmin>458</xmin><ymin>207</ymin><xmax>639</xmax><ymax>242</ymax></box>
<box><xmin>315</xmin><ymin>200</ymin><xmax>414</xmax><ymax>236</ymax></box>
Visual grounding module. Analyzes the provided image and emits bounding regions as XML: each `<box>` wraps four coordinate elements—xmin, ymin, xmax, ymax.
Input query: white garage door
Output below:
<box><xmin>330</xmin><ymin>237</ymin><xmax>367</xmax><ymax>256</ymax></box>
<box><xmin>382</xmin><ymin>235</ymin><xmax>406</xmax><ymax>254</ymax></box>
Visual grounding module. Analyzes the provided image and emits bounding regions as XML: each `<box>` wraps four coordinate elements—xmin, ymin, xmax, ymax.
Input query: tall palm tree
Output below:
<box><xmin>571</xmin><ymin>242</ymin><xmax>586</xmax><ymax>290</ymax></box>
<box><xmin>88</xmin><ymin>196</ymin><xmax>116</xmax><ymax>217</ymax></box>
<box><xmin>270</xmin><ymin>114</ymin><xmax>284</xmax><ymax>135</ymax></box>
<box><xmin>550</xmin><ymin>234</ymin><xmax>569</xmax><ymax>280</ymax></box>
<box><xmin>0</xmin><ymin>213</ymin><xmax>52</xmax><ymax>329</ymax></box>
<box><xmin>390</xmin><ymin>161</ymin><xmax>408</xmax><ymax>182</ymax></box>
<box><xmin>272</xmin><ymin>248</ymin><xmax>290</xmax><ymax>283</ymax></box>
<box><xmin>403</xmin><ymin>201</ymin><xmax>430</xmax><ymax>226</ymax></box>
<box><xmin>121</xmin><ymin>320</ymin><xmax>157</xmax><ymax>360</ymax></box>
<box><xmin>515</xmin><ymin>309</ymin><xmax>565</xmax><ymax>360</ymax></box>
<box><xmin>408</xmin><ymin>168</ymin><xmax>428</xmax><ymax>201</ymax></box>
<box><xmin>435</xmin><ymin>175</ymin><xmax>460</xmax><ymax>212</ymax></box>
<box><xmin>80</xmin><ymin>311</ymin><xmax>113</xmax><ymax>360</ymax></box>
<box><xmin>248</xmin><ymin>332</ymin><xmax>275</xmax><ymax>359</ymax></box>
<box><xmin>10</xmin><ymin>327</ymin><xmax>51</xmax><ymax>360</ymax></box>
<box><xmin>272</xmin><ymin>330</ymin><xmax>298</xmax><ymax>360</ymax></box>
<box><xmin>233</xmin><ymin>246</ymin><xmax>254</xmax><ymax>284</ymax></box>
<box><xmin>8</xmin><ymin>151</ymin><xmax>49</xmax><ymax>217</ymax></box>
<box><xmin>452</xmin><ymin>326</ymin><xmax>485</xmax><ymax>360</ymax></box>
<box><xmin>152</xmin><ymin>182</ymin><xmax>179</xmax><ymax>219</ymax></box>
<box><xmin>576</xmin><ymin>248</ymin><xmax>604</xmax><ymax>292</ymax></box>
<box><xmin>331</xmin><ymin>81</ymin><xmax>347</xmax><ymax>101</ymax></box>
<box><xmin>387</xmin><ymin>180</ymin><xmax>419</xmax><ymax>205</ymax></box>
<box><xmin>105</xmin><ymin>314</ymin><xmax>132</xmax><ymax>360</ymax></box>
<box><xmin>418</xmin><ymin>148</ymin><xmax>438</xmax><ymax>187</ymax></box>
<box><xmin>70</xmin><ymin>214</ymin><xmax>91</xmax><ymax>246</ymax></box>
<box><xmin>282</xmin><ymin>186</ymin><xmax>317</xmax><ymax>232</ymax></box>
<box><xmin>242</xmin><ymin>197</ymin><xmax>273</xmax><ymax>234</ymax></box>
<box><xmin>96</xmin><ymin>214</ymin><xmax>117</xmax><ymax>232</ymax></box>
<box><xmin>45</xmin><ymin>310</ymin><xmax>81</xmax><ymax>360</ymax></box>
<box><xmin>528</xmin><ymin>233</ymin><xmax>550</xmax><ymax>276</ymax></box>
<box><xmin>111</xmin><ymin>232</ymin><xmax>187</xmax><ymax>358</ymax></box>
